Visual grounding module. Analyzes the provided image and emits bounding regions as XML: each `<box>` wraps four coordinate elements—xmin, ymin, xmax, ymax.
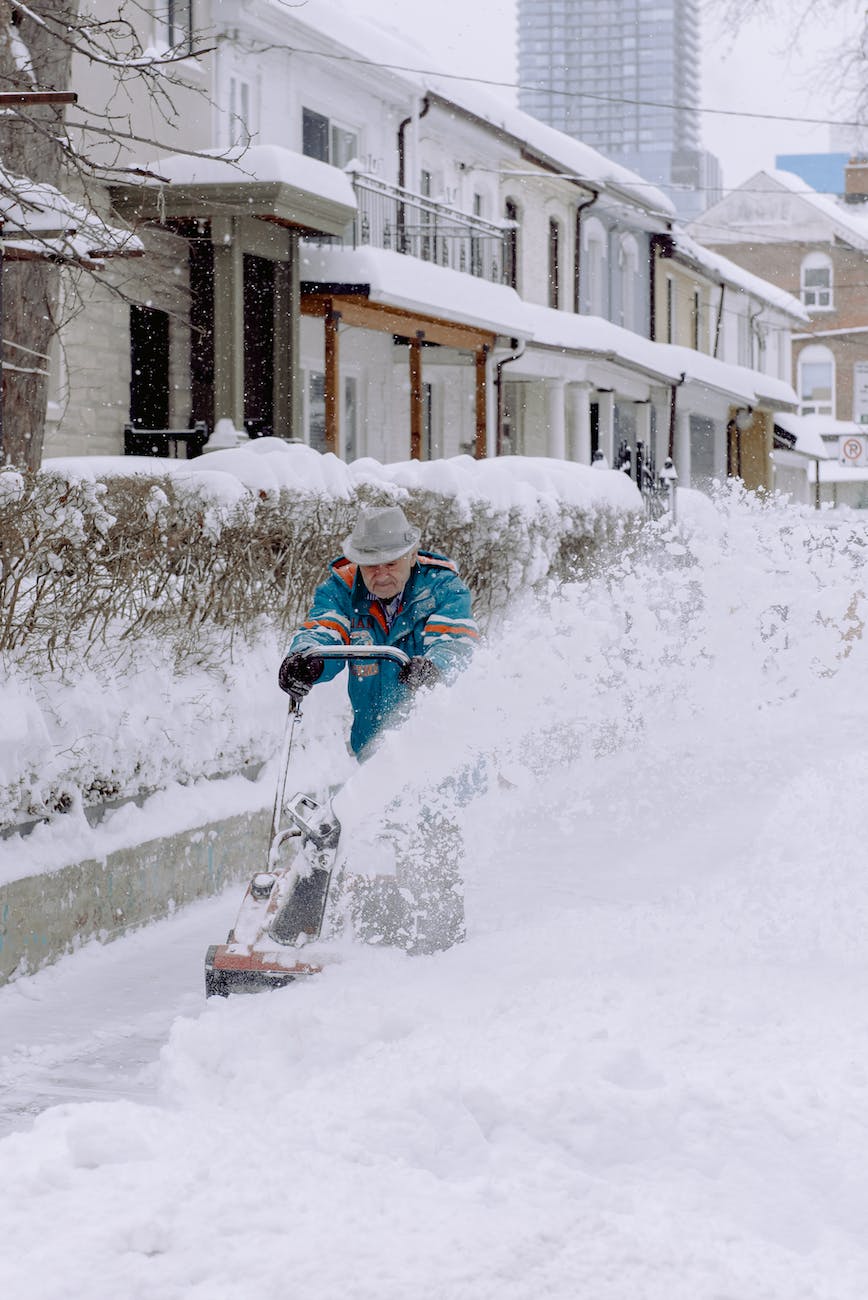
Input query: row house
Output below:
<box><xmin>43</xmin><ymin>0</ymin><xmax>802</xmax><ymax>500</ymax></box>
<box><xmin>688</xmin><ymin>167</ymin><xmax>868</xmax><ymax>504</ymax></box>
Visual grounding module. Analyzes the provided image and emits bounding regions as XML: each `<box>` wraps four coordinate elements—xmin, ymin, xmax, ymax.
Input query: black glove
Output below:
<box><xmin>278</xmin><ymin>652</ymin><xmax>324</xmax><ymax>701</ymax></box>
<box><xmin>398</xmin><ymin>656</ymin><xmax>441</xmax><ymax>691</ymax></box>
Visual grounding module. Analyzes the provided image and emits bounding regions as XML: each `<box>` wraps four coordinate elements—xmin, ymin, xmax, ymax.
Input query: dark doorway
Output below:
<box><xmin>189</xmin><ymin>236</ymin><xmax>215</xmax><ymax>433</ymax></box>
<box><xmin>129</xmin><ymin>305</ymin><xmax>170</xmax><ymax>428</ymax></box>
<box><xmin>243</xmin><ymin>254</ymin><xmax>275</xmax><ymax>437</ymax></box>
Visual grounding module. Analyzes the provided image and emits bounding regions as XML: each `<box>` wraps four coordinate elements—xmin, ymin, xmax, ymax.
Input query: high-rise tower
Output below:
<box><xmin>517</xmin><ymin>0</ymin><xmax>721</xmax><ymax>219</ymax></box>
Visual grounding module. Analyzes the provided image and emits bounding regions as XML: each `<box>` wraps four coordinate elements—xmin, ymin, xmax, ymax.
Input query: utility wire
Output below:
<box><xmin>236</xmin><ymin>36</ymin><xmax>868</xmax><ymax>131</ymax></box>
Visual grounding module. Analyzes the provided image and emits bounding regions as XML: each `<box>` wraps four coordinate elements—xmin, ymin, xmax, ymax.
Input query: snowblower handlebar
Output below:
<box><xmin>300</xmin><ymin>644</ymin><xmax>411</xmax><ymax>667</ymax></box>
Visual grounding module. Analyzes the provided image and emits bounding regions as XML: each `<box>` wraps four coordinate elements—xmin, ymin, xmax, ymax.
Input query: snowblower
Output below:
<box><xmin>204</xmin><ymin>645</ymin><xmax>411</xmax><ymax>997</ymax></box>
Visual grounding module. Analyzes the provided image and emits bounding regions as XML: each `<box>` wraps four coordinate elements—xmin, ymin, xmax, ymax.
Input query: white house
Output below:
<box><xmin>41</xmin><ymin>0</ymin><xmax>802</xmax><ymax>501</ymax></box>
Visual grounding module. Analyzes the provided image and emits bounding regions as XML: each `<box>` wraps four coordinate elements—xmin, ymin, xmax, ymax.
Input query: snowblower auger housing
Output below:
<box><xmin>204</xmin><ymin>645</ymin><xmax>411</xmax><ymax>997</ymax></box>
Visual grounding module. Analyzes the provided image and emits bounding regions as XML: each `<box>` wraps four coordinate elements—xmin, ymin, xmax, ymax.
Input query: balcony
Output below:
<box><xmin>304</xmin><ymin>170</ymin><xmax>512</xmax><ymax>287</ymax></box>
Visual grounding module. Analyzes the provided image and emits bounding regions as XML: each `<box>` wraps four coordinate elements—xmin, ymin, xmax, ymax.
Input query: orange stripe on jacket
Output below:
<box><xmin>334</xmin><ymin>560</ymin><xmax>357</xmax><ymax>588</ymax></box>
<box><xmin>425</xmin><ymin>623</ymin><xmax>480</xmax><ymax>638</ymax></box>
<box><xmin>303</xmin><ymin>618</ymin><xmax>350</xmax><ymax>643</ymax></box>
<box><xmin>419</xmin><ymin>555</ymin><xmax>457</xmax><ymax>572</ymax></box>
<box><xmin>368</xmin><ymin>603</ymin><xmax>389</xmax><ymax>634</ymax></box>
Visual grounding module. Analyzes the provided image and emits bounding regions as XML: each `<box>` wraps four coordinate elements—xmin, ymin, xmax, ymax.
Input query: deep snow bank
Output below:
<box><xmin>2</xmin><ymin>490</ymin><xmax>868</xmax><ymax>1297</ymax></box>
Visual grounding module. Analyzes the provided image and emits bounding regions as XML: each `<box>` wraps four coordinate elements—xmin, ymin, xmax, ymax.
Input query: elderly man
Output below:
<box><xmin>278</xmin><ymin>504</ymin><xmax>478</xmax><ymax>756</ymax></box>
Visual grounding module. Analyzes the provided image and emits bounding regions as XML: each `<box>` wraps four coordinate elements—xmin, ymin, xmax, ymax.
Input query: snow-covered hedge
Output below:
<box><xmin>0</xmin><ymin>444</ymin><xmax>641</xmax><ymax>831</ymax></box>
<box><xmin>1</xmin><ymin>442</ymin><xmax>641</xmax><ymax>670</ymax></box>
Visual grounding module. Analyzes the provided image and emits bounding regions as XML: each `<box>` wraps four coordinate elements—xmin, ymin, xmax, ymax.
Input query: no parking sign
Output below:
<box><xmin>839</xmin><ymin>434</ymin><xmax>868</xmax><ymax>466</ymax></box>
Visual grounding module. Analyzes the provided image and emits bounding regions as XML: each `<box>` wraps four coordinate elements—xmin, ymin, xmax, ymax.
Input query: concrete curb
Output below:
<box><xmin>0</xmin><ymin>807</ymin><xmax>270</xmax><ymax>984</ymax></box>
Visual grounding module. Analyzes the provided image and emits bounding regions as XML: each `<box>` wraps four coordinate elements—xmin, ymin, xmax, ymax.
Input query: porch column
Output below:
<box><xmin>485</xmin><ymin>348</ymin><xmax>497</xmax><ymax>458</ymax></box>
<box><xmin>211</xmin><ymin>216</ymin><xmax>245</xmax><ymax>428</ymax></box>
<box><xmin>596</xmin><ymin>389</ymin><xmax>615</xmax><ymax>465</ymax></box>
<box><xmin>409</xmin><ymin>334</ymin><xmax>424</xmax><ymax>459</ymax></box>
<box><xmin>474</xmin><ymin>345</ymin><xmax>489</xmax><ymax>459</ymax></box>
<box><xmin>674</xmin><ymin>406</ymin><xmax>692</xmax><ymax>486</ymax></box>
<box><xmin>273</xmin><ymin>231</ymin><xmax>300</xmax><ymax>440</ymax></box>
<box><xmin>545</xmin><ymin>378</ymin><xmax>567</xmax><ymax>460</ymax></box>
<box><xmin>324</xmin><ymin>308</ymin><xmax>341</xmax><ymax>455</ymax></box>
<box><xmin>567</xmin><ymin>382</ymin><xmax>592</xmax><ymax>463</ymax></box>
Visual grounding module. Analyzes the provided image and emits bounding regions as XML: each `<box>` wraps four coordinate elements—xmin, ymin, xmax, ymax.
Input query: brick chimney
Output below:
<box><xmin>844</xmin><ymin>156</ymin><xmax>868</xmax><ymax>203</ymax></box>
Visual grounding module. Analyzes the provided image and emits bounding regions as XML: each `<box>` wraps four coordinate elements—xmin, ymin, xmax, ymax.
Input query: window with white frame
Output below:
<box><xmin>227</xmin><ymin>75</ymin><xmax>253</xmax><ymax>148</ymax></box>
<box><xmin>163</xmin><ymin>0</ymin><xmax>193</xmax><ymax>52</ymax></box>
<box><xmin>343</xmin><ymin>376</ymin><xmax>359</xmax><ymax>462</ymax></box>
<box><xmin>302</xmin><ymin>107</ymin><xmax>359</xmax><ymax>167</ymax></box>
<box><xmin>800</xmin><ymin>252</ymin><xmax>833</xmax><ymax>310</ymax></box>
<box><xmin>798</xmin><ymin>344</ymin><xmax>835</xmax><ymax>416</ymax></box>
<box><xmin>619</xmin><ymin>233</ymin><xmax>639</xmax><ymax>331</ymax></box>
<box><xmin>307</xmin><ymin>370</ymin><xmax>327</xmax><ymax>451</ymax></box>
<box><xmin>583</xmin><ymin>217</ymin><xmax>606</xmax><ymax>317</ymax></box>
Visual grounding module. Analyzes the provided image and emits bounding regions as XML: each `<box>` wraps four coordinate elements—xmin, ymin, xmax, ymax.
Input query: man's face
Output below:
<box><xmin>359</xmin><ymin>549</ymin><xmax>417</xmax><ymax>600</ymax></box>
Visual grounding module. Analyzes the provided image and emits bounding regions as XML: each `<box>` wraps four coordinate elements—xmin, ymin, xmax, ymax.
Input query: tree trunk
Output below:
<box><xmin>0</xmin><ymin>0</ymin><xmax>78</xmax><ymax>468</ymax></box>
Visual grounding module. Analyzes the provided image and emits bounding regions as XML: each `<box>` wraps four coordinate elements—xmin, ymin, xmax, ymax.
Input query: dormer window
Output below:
<box><xmin>801</xmin><ymin>252</ymin><xmax>833</xmax><ymax>310</ymax></box>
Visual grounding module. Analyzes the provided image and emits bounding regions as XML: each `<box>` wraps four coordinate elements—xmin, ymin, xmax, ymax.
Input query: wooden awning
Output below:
<box><xmin>302</xmin><ymin>290</ymin><xmax>495</xmax><ymax>460</ymax></box>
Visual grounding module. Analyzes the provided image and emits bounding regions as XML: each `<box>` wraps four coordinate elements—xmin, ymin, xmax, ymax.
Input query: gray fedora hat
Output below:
<box><xmin>343</xmin><ymin>505</ymin><xmax>421</xmax><ymax>565</ymax></box>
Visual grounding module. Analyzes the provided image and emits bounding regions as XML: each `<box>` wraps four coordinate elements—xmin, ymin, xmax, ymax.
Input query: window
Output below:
<box><xmin>302</xmin><ymin>107</ymin><xmax>358</xmax><ymax>167</ymax></box>
<box><xmin>307</xmin><ymin>371</ymin><xmax>327</xmax><ymax>451</ymax></box>
<box><xmin>471</xmin><ymin>193</ymin><xmax>485</xmax><ymax>278</ymax></box>
<box><xmin>227</xmin><ymin>75</ymin><xmax>252</xmax><ymax>148</ymax></box>
<box><xmin>665</xmin><ymin>275</ymin><xmax>674</xmax><ymax>344</ymax></box>
<box><xmin>692</xmin><ymin>288</ymin><xmax>701</xmax><ymax>351</ymax></box>
<box><xmin>504</xmin><ymin>199</ymin><xmax>519</xmax><ymax>291</ymax></box>
<box><xmin>548</xmin><ymin>217</ymin><xmax>561</xmax><ymax>309</ymax></box>
<box><xmin>619</xmin><ymin>234</ymin><xmax>639</xmax><ymax>332</ymax></box>
<box><xmin>583</xmin><ymin>217</ymin><xmax>606</xmax><ymax>317</ymax></box>
<box><xmin>798</xmin><ymin>344</ymin><xmax>835</xmax><ymax>416</ymax></box>
<box><xmin>343</xmin><ymin>376</ymin><xmax>358</xmax><ymax>462</ymax></box>
<box><xmin>165</xmin><ymin>0</ymin><xmax>193</xmax><ymax>52</ymax></box>
<box><xmin>801</xmin><ymin>252</ymin><xmax>833</xmax><ymax>310</ymax></box>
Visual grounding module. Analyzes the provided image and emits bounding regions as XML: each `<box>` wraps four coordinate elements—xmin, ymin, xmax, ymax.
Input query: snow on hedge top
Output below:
<box><xmin>43</xmin><ymin>443</ymin><xmax>642</xmax><ymax>516</ymax></box>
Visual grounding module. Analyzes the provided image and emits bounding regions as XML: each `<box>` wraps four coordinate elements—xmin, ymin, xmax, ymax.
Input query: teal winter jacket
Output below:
<box><xmin>288</xmin><ymin>550</ymin><xmax>479</xmax><ymax>755</ymax></box>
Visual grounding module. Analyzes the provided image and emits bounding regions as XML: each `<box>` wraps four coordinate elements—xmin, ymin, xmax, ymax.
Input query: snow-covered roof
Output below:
<box><xmin>111</xmin><ymin>146</ymin><xmax>356</xmax><ymax>237</ymax></box>
<box><xmin>671</xmin><ymin>232</ymin><xmax>810</xmax><ymax>323</ymax></box>
<box><xmin>300</xmin><ymin>243</ymin><xmax>532</xmax><ymax>339</ymax></box>
<box><xmin>692</xmin><ymin>168</ymin><xmax>868</xmax><ymax>251</ymax></box>
<box><xmin>518</xmin><ymin>302</ymin><xmax>799</xmax><ymax>409</ymax></box>
<box><xmin>655</xmin><ymin>343</ymin><xmax>798</xmax><ymax>410</ymax></box>
<box><xmin>773</xmin><ymin>413</ymin><xmax>851</xmax><ymax>460</ymax></box>
<box><xmin>0</xmin><ymin>169</ymin><xmax>143</xmax><ymax>264</ymax></box>
<box><xmin>135</xmin><ymin>146</ymin><xmax>356</xmax><ymax>212</ymax></box>
<box><xmin>767</xmin><ymin>169</ymin><xmax>868</xmax><ymax>248</ymax></box>
<box><xmin>268</xmin><ymin>0</ymin><xmax>676</xmax><ymax>223</ymax></box>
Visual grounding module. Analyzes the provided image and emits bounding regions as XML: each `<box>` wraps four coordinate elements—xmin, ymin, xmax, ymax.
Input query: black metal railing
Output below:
<box><xmin>617</xmin><ymin>437</ymin><xmax>676</xmax><ymax>520</ymax></box>
<box><xmin>304</xmin><ymin>172</ymin><xmax>511</xmax><ymax>286</ymax></box>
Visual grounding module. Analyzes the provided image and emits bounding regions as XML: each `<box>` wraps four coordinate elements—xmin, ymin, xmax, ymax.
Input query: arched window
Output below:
<box><xmin>798</xmin><ymin>343</ymin><xmax>835</xmax><ymax>416</ymax></box>
<box><xmin>618</xmin><ymin>233</ymin><xmax>639</xmax><ymax>331</ymax></box>
<box><xmin>583</xmin><ymin>217</ymin><xmax>607</xmax><ymax>317</ymax></box>
<box><xmin>800</xmin><ymin>252</ymin><xmax>833</xmax><ymax>310</ymax></box>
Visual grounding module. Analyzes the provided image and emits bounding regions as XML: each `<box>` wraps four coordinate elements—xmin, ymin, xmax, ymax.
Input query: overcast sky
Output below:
<box><xmin>340</xmin><ymin>0</ymin><xmax>865</xmax><ymax>194</ymax></box>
